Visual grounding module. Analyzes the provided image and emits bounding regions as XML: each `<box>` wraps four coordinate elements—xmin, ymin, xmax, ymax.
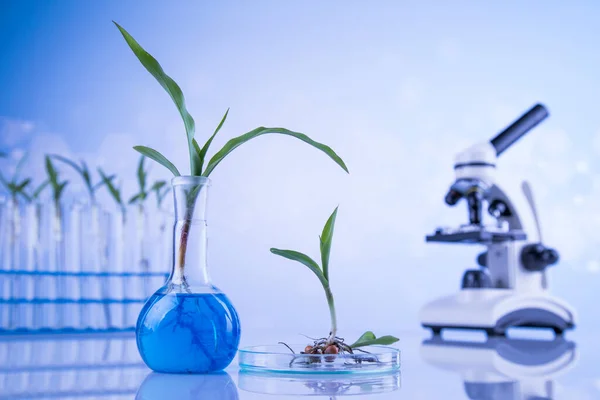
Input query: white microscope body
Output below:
<box><xmin>420</xmin><ymin>104</ymin><xmax>576</xmax><ymax>336</ymax></box>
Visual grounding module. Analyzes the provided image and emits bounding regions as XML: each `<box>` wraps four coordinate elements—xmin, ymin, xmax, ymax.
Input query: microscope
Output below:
<box><xmin>421</xmin><ymin>336</ymin><xmax>577</xmax><ymax>400</ymax></box>
<box><xmin>420</xmin><ymin>104</ymin><xmax>576</xmax><ymax>336</ymax></box>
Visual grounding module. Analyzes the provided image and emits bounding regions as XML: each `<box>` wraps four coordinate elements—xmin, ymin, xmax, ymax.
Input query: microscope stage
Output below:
<box><xmin>426</xmin><ymin>229</ymin><xmax>526</xmax><ymax>244</ymax></box>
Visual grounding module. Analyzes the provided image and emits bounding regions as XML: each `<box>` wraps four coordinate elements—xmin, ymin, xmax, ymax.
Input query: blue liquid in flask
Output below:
<box><xmin>136</xmin><ymin>291</ymin><xmax>241</xmax><ymax>373</ymax></box>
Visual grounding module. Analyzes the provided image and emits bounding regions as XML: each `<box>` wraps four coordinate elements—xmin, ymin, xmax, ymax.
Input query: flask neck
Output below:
<box><xmin>170</xmin><ymin>177</ymin><xmax>211</xmax><ymax>290</ymax></box>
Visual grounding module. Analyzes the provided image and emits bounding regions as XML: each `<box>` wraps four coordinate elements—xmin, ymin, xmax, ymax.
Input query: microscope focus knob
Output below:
<box><xmin>521</xmin><ymin>243</ymin><xmax>560</xmax><ymax>272</ymax></box>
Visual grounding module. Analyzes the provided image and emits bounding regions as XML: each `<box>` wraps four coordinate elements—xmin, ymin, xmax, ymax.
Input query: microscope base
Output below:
<box><xmin>419</xmin><ymin>289</ymin><xmax>576</xmax><ymax>336</ymax></box>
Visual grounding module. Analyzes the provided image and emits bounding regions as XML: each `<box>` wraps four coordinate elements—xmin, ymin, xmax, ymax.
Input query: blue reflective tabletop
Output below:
<box><xmin>0</xmin><ymin>329</ymin><xmax>597</xmax><ymax>399</ymax></box>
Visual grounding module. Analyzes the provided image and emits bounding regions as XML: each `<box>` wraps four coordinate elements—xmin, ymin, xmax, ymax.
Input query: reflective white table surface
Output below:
<box><xmin>0</xmin><ymin>328</ymin><xmax>598</xmax><ymax>399</ymax></box>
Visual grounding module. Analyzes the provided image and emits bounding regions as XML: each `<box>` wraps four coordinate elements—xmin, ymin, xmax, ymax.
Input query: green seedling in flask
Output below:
<box><xmin>114</xmin><ymin>22</ymin><xmax>348</xmax><ymax>283</ymax></box>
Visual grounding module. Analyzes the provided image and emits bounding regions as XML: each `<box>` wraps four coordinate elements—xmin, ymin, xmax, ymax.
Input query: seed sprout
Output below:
<box><xmin>51</xmin><ymin>155</ymin><xmax>112</xmax><ymax>204</ymax></box>
<box><xmin>114</xmin><ymin>21</ymin><xmax>349</xmax><ymax>286</ymax></box>
<box><xmin>0</xmin><ymin>153</ymin><xmax>32</xmax><ymax>203</ymax></box>
<box><xmin>270</xmin><ymin>207</ymin><xmax>399</xmax><ymax>363</ymax></box>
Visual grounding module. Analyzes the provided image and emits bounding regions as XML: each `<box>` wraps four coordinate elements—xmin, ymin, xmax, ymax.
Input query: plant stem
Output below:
<box><xmin>175</xmin><ymin>193</ymin><xmax>197</xmax><ymax>288</ymax></box>
<box><xmin>325</xmin><ymin>284</ymin><xmax>337</xmax><ymax>345</ymax></box>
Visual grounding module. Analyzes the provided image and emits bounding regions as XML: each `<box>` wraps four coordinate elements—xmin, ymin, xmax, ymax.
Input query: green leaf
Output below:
<box><xmin>57</xmin><ymin>181</ymin><xmax>69</xmax><ymax>199</ymax></box>
<box><xmin>137</xmin><ymin>155</ymin><xmax>146</xmax><ymax>192</ymax></box>
<box><xmin>114</xmin><ymin>22</ymin><xmax>199</xmax><ymax>176</ymax></box>
<box><xmin>51</xmin><ymin>155</ymin><xmax>95</xmax><ymax>197</ymax></box>
<box><xmin>51</xmin><ymin>154</ymin><xmax>83</xmax><ymax>175</ymax></box>
<box><xmin>192</xmin><ymin>138</ymin><xmax>202</xmax><ymax>166</ymax></box>
<box><xmin>32</xmin><ymin>180</ymin><xmax>49</xmax><ymax>200</ymax></box>
<box><xmin>133</xmin><ymin>146</ymin><xmax>181</xmax><ymax>177</ymax></box>
<box><xmin>320</xmin><ymin>207</ymin><xmax>338</xmax><ymax>282</ymax></box>
<box><xmin>13</xmin><ymin>152</ymin><xmax>28</xmax><ymax>181</ymax></box>
<box><xmin>81</xmin><ymin>160</ymin><xmax>92</xmax><ymax>188</ymax></box>
<box><xmin>128</xmin><ymin>192</ymin><xmax>144</xmax><ymax>205</ymax></box>
<box><xmin>270</xmin><ymin>248</ymin><xmax>328</xmax><ymax>289</ymax></box>
<box><xmin>45</xmin><ymin>156</ymin><xmax>59</xmax><ymax>185</ymax></box>
<box><xmin>15</xmin><ymin>178</ymin><xmax>31</xmax><ymax>192</ymax></box>
<box><xmin>151</xmin><ymin>180</ymin><xmax>166</xmax><ymax>191</ymax></box>
<box><xmin>350</xmin><ymin>331</ymin><xmax>399</xmax><ymax>349</ymax></box>
<box><xmin>92</xmin><ymin>174</ymin><xmax>115</xmax><ymax>191</ymax></box>
<box><xmin>202</xmin><ymin>127</ymin><xmax>349</xmax><ymax>177</ymax></box>
<box><xmin>17</xmin><ymin>191</ymin><xmax>31</xmax><ymax>202</ymax></box>
<box><xmin>199</xmin><ymin>108</ymin><xmax>229</xmax><ymax>173</ymax></box>
<box><xmin>98</xmin><ymin>168</ymin><xmax>123</xmax><ymax>206</ymax></box>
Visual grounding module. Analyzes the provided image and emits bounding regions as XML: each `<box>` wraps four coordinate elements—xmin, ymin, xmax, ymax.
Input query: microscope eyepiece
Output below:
<box><xmin>490</xmin><ymin>104</ymin><xmax>549</xmax><ymax>156</ymax></box>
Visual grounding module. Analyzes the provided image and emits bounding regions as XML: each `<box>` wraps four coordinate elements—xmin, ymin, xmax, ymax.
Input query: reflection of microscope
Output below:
<box><xmin>421</xmin><ymin>104</ymin><xmax>576</xmax><ymax>336</ymax></box>
<box><xmin>421</xmin><ymin>336</ymin><xmax>577</xmax><ymax>400</ymax></box>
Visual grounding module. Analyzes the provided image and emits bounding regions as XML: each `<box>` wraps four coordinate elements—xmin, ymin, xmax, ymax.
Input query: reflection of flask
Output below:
<box><xmin>136</xmin><ymin>177</ymin><xmax>240</xmax><ymax>373</ymax></box>
<box><xmin>136</xmin><ymin>371</ymin><xmax>238</xmax><ymax>400</ymax></box>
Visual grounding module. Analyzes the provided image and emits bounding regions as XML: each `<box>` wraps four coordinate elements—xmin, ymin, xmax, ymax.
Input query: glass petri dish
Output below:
<box><xmin>238</xmin><ymin>344</ymin><xmax>400</xmax><ymax>374</ymax></box>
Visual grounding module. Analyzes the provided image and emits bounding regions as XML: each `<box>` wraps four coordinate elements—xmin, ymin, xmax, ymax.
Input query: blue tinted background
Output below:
<box><xmin>1</xmin><ymin>1</ymin><xmax>599</xmax><ymax>334</ymax></box>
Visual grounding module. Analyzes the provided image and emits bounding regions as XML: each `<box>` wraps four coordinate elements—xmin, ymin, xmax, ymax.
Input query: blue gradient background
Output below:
<box><xmin>1</xmin><ymin>1</ymin><xmax>599</xmax><ymax>336</ymax></box>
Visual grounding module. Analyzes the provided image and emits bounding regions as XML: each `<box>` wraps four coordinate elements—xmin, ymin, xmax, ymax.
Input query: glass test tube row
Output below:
<box><xmin>0</xmin><ymin>335</ymin><xmax>147</xmax><ymax>399</ymax></box>
<box><xmin>0</xmin><ymin>198</ymin><xmax>173</xmax><ymax>275</ymax></box>
<box><xmin>0</xmin><ymin>199</ymin><xmax>172</xmax><ymax>332</ymax></box>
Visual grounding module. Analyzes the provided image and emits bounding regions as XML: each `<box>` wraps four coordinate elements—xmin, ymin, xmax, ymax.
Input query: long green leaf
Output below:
<box><xmin>202</xmin><ymin>127</ymin><xmax>349</xmax><ymax>177</ymax></box>
<box><xmin>270</xmin><ymin>248</ymin><xmax>328</xmax><ymax>289</ymax></box>
<box><xmin>199</xmin><ymin>108</ymin><xmax>229</xmax><ymax>173</ymax></box>
<box><xmin>51</xmin><ymin>154</ymin><xmax>83</xmax><ymax>175</ymax></box>
<box><xmin>114</xmin><ymin>22</ymin><xmax>200</xmax><ymax>175</ymax></box>
<box><xmin>320</xmin><ymin>207</ymin><xmax>338</xmax><ymax>282</ymax></box>
<box><xmin>350</xmin><ymin>331</ymin><xmax>399</xmax><ymax>348</ymax></box>
<box><xmin>133</xmin><ymin>146</ymin><xmax>181</xmax><ymax>177</ymax></box>
<box><xmin>52</xmin><ymin>155</ymin><xmax>94</xmax><ymax>197</ymax></box>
